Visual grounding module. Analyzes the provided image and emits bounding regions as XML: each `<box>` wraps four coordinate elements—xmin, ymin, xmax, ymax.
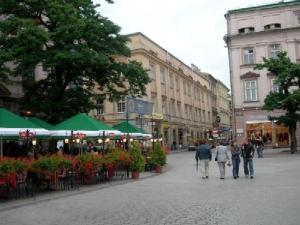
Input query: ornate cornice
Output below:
<box><xmin>240</xmin><ymin>71</ymin><xmax>260</xmax><ymax>79</ymax></box>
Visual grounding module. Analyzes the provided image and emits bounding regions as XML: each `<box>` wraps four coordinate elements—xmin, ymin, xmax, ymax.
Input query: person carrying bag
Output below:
<box><xmin>215</xmin><ymin>141</ymin><xmax>230</xmax><ymax>179</ymax></box>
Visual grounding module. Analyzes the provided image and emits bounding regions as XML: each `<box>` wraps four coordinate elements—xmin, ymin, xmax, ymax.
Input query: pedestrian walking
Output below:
<box><xmin>195</xmin><ymin>140</ymin><xmax>212</xmax><ymax>179</ymax></box>
<box><xmin>230</xmin><ymin>140</ymin><xmax>241</xmax><ymax>179</ymax></box>
<box><xmin>241</xmin><ymin>138</ymin><xmax>255</xmax><ymax>179</ymax></box>
<box><xmin>215</xmin><ymin>141</ymin><xmax>230</xmax><ymax>179</ymax></box>
<box><xmin>255</xmin><ymin>136</ymin><xmax>264</xmax><ymax>158</ymax></box>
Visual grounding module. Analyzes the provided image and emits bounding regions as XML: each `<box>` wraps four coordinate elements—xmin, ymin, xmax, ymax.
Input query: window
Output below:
<box><xmin>202</xmin><ymin>110</ymin><xmax>206</xmax><ymax>122</ymax></box>
<box><xmin>185</xmin><ymin>105</ymin><xmax>188</xmax><ymax>119</ymax></box>
<box><xmin>151</xmin><ymin>93</ymin><xmax>157</xmax><ymax>112</ymax></box>
<box><xmin>169</xmin><ymin>74</ymin><xmax>174</xmax><ymax>88</ymax></box>
<box><xmin>187</xmin><ymin>83</ymin><xmax>191</xmax><ymax>96</ymax></box>
<box><xmin>183</xmin><ymin>81</ymin><xmax>187</xmax><ymax>95</ymax></box>
<box><xmin>170</xmin><ymin>99</ymin><xmax>175</xmax><ymax>116</ymax></box>
<box><xmin>238</xmin><ymin>27</ymin><xmax>254</xmax><ymax>34</ymax></box>
<box><xmin>177</xmin><ymin>101</ymin><xmax>181</xmax><ymax>117</ymax></box>
<box><xmin>160</xmin><ymin>67</ymin><xmax>166</xmax><ymax>84</ymax></box>
<box><xmin>244</xmin><ymin>80</ymin><xmax>257</xmax><ymax>101</ymax></box>
<box><xmin>264</xmin><ymin>23</ymin><xmax>281</xmax><ymax>31</ymax></box>
<box><xmin>96</xmin><ymin>99</ymin><xmax>104</xmax><ymax>115</ymax></box>
<box><xmin>271</xmin><ymin>79</ymin><xmax>279</xmax><ymax>93</ymax></box>
<box><xmin>175</xmin><ymin>78</ymin><xmax>180</xmax><ymax>91</ymax></box>
<box><xmin>149</xmin><ymin>63</ymin><xmax>156</xmax><ymax>79</ymax></box>
<box><xmin>162</xmin><ymin>97</ymin><xmax>168</xmax><ymax>114</ymax></box>
<box><xmin>117</xmin><ymin>96</ymin><xmax>126</xmax><ymax>113</ymax></box>
<box><xmin>269</xmin><ymin>44</ymin><xmax>281</xmax><ymax>59</ymax></box>
<box><xmin>243</xmin><ymin>48</ymin><xmax>254</xmax><ymax>64</ymax></box>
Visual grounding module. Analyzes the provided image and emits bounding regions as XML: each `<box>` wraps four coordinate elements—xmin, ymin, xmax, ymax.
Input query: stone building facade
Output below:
<box><xmin>92</xmin><ymin>33</ymin><xmax>213</xmax><ymax>147</ymax></box>
<box><xmin>225</xmin><ymin>0</ymin><xmax>300</xmax><ymax>147</ymax></box>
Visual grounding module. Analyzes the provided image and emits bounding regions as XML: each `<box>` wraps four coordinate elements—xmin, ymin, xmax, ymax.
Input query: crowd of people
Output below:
<box><xmin>195</xmin><ymin>138</ymin><xmax>261</xmax><ymax>180</ymax></box>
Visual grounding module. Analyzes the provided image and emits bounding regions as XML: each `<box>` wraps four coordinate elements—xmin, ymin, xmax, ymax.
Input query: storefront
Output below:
<box><xmin>246</xmin><ymin>121</ymin><xmax>289</xmax><ymax>147</ymax></box>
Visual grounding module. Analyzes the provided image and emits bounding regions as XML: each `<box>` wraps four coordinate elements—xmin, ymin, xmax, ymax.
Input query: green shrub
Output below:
<box><xmin>128</xmin><ymin>141</ymin><xmax>145</xmax><ymax>172</ymax></box>
<box><xmin>0</xmin><ymin>158</ymin><xmax>15</xmax><ymax>177</ymax></box>
<box><xmin>150</xmin><ymin>143</ymin><xmax>166</xmax><ymax>168</ymax></box>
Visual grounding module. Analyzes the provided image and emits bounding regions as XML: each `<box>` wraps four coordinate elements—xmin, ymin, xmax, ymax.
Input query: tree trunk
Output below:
<box><xmin>289</xmin><ymin>124</ymin><xmax>297</xmax><ymax>154</ymax></box>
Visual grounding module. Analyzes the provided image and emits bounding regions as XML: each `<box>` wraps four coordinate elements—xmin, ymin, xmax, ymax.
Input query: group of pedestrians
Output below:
<box><xmin>195</xmin><ymin>138</ymin><xmax>255</xmax><ymax>179</ymax></box>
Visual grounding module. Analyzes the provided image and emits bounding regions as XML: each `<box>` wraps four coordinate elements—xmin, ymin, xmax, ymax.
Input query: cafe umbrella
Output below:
<box><xmin>0</xmin><ymin>108</ymin><xmax>50</xmax><ymax>157</ymax></box>
<box><xmin>51</xmin><ymin>113</ymin><xmax>122</xmax><ymax>138</ymax></box>
<box><xmin>112</xmin><ymin>121</ymin><xmax>151</xmax><ymax>138</ymax></box>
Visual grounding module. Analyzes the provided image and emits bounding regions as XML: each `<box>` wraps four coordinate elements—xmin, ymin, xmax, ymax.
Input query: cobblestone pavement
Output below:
<box><xmin>1</xmin><ymin>150</ymin><xmax>300</xmax><ymax>225</ymax></box>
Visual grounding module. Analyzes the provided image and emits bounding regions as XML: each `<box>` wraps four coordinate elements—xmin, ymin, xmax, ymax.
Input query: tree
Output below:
<box><xmin>256</xmin><ymin>52</ymin><xmax>300</xmax><ymax>154</ymax></box>
<box><xmin>0</xmin><ymin>0</ymin><xmax>150</xmax><ymax>124</ymax></box>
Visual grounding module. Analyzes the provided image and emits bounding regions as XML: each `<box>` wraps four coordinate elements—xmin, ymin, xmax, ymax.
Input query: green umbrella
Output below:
<box><xmin>0</xmin><ymin>108</ymin><xmax>50</xmax><ymax>157</ymax></box>
<box><xmin>26</xmin><ymin>117</ymin><xmax>55</xmax><ymax>130</ymax></box>
<box><xmin>51</xmin><ymin>113</ymin><xmax>122</xmax><ymax>138</ymax></box>
<box><xmin>113</xmin><ymin>121</ymin><xmax>151</xmax><ymax>138</ymax></box>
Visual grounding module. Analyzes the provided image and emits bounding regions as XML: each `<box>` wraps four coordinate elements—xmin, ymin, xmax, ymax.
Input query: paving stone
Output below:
<box><xmin>0</xmin><ymin>150</ymin><xmax>300</xmax><ymax>225</ymax></box>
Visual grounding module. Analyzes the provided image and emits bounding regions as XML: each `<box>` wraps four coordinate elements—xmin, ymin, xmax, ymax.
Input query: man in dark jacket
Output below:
<box><xmin>195</xmin><ymin>140</ymin><xmax>212</xmax><ymax>179</ymax></box>
<box><xmin>242</xmin><ymin>138</ymin><xmax>255</xmax><ymax>179</ymax></box>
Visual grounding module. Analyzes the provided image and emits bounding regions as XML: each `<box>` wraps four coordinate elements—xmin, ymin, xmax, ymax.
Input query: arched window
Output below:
<box><xmin>264</xmin><ymin>23</ymin><xmax>281</xmax><ymax>31</ymax></box>
<box><xmin>238</xmin><ymin>27</ymin><xmax>255</xmax><ymax>34</ymax></box>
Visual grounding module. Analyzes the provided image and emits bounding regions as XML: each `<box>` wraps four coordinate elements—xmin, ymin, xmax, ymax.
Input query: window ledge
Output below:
<box><xmin>243</xmin><ymin>100</ymin><xmax>259</xmax><ymax>103</ymax></box>
<box><xmin>240</xmin><ymin>64</ymin><xmax>256</xmax><ymax>68</ymax></box>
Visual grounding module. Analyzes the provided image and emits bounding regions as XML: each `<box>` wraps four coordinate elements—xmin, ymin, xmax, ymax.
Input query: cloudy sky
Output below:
<box><xmin>94</xmin><ymin>0</ymin><xmax>276</xmax><ymax>89</ymax></box>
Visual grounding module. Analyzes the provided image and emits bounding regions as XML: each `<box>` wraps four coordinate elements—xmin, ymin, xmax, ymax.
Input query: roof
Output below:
<box><xmin>126</xmin><ymin>32</ymin><xmax>210</xmax><ymax>83</ymax></box>
<box><xmin>227</xmin><ymin>0</ymin><xmax>300</xmax><ymax>15</ymax></box>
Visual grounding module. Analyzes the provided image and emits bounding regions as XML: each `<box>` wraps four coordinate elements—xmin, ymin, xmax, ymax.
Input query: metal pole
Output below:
<box><xmin>102</xmin><ymin>130</ymin><xmax>105</xmax><ymax>153</ymax></box>
<box><xmin>0</xmin><ymin>138</ymin><xmax>3</xmax><ymax>158</ymax></box>
<box><xmin>152</xmin><ymin>114</ymin><xmax>154</xmax><ymax>152</ymax></box>
<box><xmin>126</xmin><ymin>97</ymin><xmax>129</xmax><ymax>150</ymax></box>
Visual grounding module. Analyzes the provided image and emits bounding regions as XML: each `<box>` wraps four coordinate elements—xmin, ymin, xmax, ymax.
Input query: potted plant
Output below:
<box><xmin>0</xmin><ymin>157</ymin><xmax>15</xmax><ymax>178</ymax></box>
<box><xmin>150</xmin><ymin>143</ymin><xmax>166</xmax><ymax>173</ymax></box>
<box><xmin>128</xmin><ymin>141</ymin><xmax>145</xmax><ymax>179</ymax></box>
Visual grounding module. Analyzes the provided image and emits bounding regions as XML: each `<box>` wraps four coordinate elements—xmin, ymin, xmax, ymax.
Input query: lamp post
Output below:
<box><xmin>19</xmin><ymin>129</ymin><xmax>36</xmax><ymax>159</ymax></box>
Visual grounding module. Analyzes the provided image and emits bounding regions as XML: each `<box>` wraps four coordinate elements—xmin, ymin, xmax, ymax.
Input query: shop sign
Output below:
<box><xmin>144</xmin><ymin>113</ymin><xmax>164</xmax><ymax>120</ymax></box>
<box><xmin>236</xmin><ymin>128</ymin><xmax>244</xmax><ymax>133</ymax></box>
<box><xmin>163</xmin><ymin>121</ymin><xmax>169</xmax><ymax>129</ymax></box>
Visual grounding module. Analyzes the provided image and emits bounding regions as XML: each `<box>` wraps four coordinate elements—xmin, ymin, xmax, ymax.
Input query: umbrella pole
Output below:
<box><xmin>0</xmin><ymin>138</ymin><xmax>2</xmax><ymax>158</ymax></box>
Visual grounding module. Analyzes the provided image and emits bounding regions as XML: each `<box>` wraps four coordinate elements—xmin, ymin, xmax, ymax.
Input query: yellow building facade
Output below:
<box><xmin>91</xmin><ymin>33</ymin><xmax>213</xmax><ymax>147</ymax></box>
<box><xmin>215</xmin><ymin>80</ymin><xmax>231</xmax><ymax>139</ymax></box>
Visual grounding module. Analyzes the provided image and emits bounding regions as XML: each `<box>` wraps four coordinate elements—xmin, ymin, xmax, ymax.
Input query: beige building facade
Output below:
<box><xmin>215</xmin><ymin>80</ymin><xmax>231</xmax><ymax>139</ymax></box>
<box><xmin>94</xmin><ymin>33</ymin><xmax>213</xmax><ymax>147</ymax></box>
<box><xmin>225</xmin><ymin>0</ymin><xmax>300</xmax><ymax>146</ymax></box>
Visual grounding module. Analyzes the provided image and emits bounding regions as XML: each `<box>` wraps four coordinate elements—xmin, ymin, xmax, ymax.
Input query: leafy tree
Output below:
<box><xmin>256</xmin><ymin>52</ymin><xmax>300</xmax><ymax>154</ymax></box>
<box><xmin>0</xmin><ymin>0</ymin><xmax>150</xmax><ymax>124</ymax></box>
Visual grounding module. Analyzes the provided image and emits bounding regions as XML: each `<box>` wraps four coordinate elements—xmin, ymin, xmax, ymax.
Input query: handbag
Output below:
<box><xmin>226</xmin><ymin>160</ymin><xmax>232</xmax><ymax>167</ymax></box>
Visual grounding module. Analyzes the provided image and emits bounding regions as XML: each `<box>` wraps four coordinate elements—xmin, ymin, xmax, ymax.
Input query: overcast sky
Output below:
<box><xmin>94</xmin><ymin>0</ymin><xmax>276</xmax><ymax>89</ymax></box>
